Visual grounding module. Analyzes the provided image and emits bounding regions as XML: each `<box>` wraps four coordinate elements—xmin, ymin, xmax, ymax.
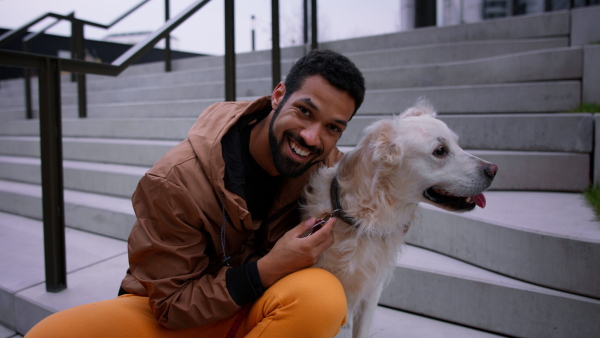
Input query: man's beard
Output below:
<box><xmin>268</xmin><ymin>106</ymin><xmax>324</xmax><ymax>178</ymax></box>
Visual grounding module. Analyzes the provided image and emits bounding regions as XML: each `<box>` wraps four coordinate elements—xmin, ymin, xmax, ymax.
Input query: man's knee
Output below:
<box><xmin>272</xmin><ymin>267</ymin><xmax>347</xmax><ymax>319</ymax></box>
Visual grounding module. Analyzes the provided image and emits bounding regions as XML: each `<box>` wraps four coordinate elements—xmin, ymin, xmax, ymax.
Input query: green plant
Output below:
<box><xmin>584</xmin><ymin>184</ymin><xmax>600</xmax><ymax>219</ymax></box>
<box><xmin>571</xmin><ymin>102</ymin><xmax>600</xmax><ymax>113</ymax></box>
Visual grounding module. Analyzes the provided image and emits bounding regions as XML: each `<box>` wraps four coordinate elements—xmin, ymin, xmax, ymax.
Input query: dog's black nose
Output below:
<box><xmin>485</xmin><ymin>164</ymin><xmax>498</xmax><ymax>179</ymax></box>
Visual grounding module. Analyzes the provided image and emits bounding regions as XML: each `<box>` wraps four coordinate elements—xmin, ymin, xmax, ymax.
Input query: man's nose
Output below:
<box><xmin>299</xmin><ymin>123</ymin><xmax>321</xmax><ymax>146</ymax></box>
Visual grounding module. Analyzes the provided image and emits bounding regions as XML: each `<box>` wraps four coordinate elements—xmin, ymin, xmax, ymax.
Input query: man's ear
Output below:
<box><xmin>271</xmin><ymin>82</ymin><xmax>286</xmax><ymax>110</ymax></box>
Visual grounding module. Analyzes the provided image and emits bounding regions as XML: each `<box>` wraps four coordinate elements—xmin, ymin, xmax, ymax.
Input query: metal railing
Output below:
<box><xmin>0</xmin><ymin>0</ymin><xmax>214</xmax><ymax>292</ymax></box>
<box><xmin>0</xmin><ymin>0</ymin><xmax>153</xmax><ymax>118</ymax></box>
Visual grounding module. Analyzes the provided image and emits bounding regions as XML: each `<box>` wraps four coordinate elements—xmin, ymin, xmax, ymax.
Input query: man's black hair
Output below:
<box><xmin>282</xmin><ymin>49</ymin><xmax>365</xmax><ymax>118</ymax></box>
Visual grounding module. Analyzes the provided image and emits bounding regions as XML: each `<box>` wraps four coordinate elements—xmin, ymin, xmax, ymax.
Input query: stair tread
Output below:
<box><xmin>442</xmin><ymin>191</ymin><xmax>600</xmax><ymax>242</ymax></box>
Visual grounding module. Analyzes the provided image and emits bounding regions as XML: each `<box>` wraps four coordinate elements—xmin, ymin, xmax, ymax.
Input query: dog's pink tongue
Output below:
<box><xmin>472</xmin><ymin>193</ymin><xmax>486</xmax><ymax>209</ymax></box>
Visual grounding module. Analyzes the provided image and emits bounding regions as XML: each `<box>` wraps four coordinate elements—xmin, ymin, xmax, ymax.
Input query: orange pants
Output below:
<box><xmin>25</xmin><ymin>268</ymin><xmax>347</xmax><ymax>338</ymax></box>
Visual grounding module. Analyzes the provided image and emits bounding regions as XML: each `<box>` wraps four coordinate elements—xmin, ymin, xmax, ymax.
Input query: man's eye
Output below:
<box><xmin>299</xmin><ymin>106</ymin><xmax>311</xmax><ymax>116</ymax></box>
<box><xmin>328</xmin><ymin>125</ymin><xmax>342</xmax><ymax>133</ymax></box>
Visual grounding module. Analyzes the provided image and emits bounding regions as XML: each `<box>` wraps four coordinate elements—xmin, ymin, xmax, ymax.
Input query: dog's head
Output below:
<box><xmin>339</xmin><ymin>99</ymin><xmax>497</xmax><ymax>213</ymax></box>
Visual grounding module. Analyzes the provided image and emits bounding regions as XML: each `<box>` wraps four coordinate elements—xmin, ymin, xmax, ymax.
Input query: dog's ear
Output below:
<box><xmin>400</xmin><ymin>98</ymin><xmax>437</xmax><ymax>119</ymax></box>
<box><xmin>367</xmin><ymin>119</ymin><xmax>401</xmax><ymax>167</ymax></box>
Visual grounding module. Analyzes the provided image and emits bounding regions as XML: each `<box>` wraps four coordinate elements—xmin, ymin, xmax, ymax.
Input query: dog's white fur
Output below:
<box><xmin>302</xmin><ymin>100</ymin><xmax>497</xmax><ymax>338</ymax></box>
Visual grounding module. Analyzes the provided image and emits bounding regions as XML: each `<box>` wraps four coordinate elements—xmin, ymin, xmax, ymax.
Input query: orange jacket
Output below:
<box><xmin>120</xmin><ymin>96</ymin><xmax>342</xmax><ymax>329</ymax></box>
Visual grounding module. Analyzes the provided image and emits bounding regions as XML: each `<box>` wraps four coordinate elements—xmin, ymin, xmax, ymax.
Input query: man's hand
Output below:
<box><xmin>257</xmin><ymin>217</ymin><xmax>336</xmax><ymax>288</ymax></box>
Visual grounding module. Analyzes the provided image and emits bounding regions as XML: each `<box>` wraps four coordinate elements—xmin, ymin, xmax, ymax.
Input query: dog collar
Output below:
<box><xmin>330</xmin><ymin>176</ymin><xmax>359</xmax><ymax>228</ymax></box>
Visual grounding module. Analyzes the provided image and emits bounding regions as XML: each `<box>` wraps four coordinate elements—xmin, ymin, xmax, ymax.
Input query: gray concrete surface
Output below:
<box><xmin>408</xmin><ymin>191</ymin><xmax>600</xmax><ymax>298</ymax></box>
<box><xmin>0</xmin><ymin>211</ymin><xmax>506</xmax><ymax>337</ymax></box>
<box><xmin>583</xmin><ymin>45</ymin><xmax>600</xmax><ymax>105</ymax></box>
<box><xmin>383</xmin><ymin>245</ymin><xmax>600</xmax><ymax>338</ymax></box>
<box><xmin>570</xmin><ymin>5</ymin><xmax>600</xmax><ymax>46</ymax></box>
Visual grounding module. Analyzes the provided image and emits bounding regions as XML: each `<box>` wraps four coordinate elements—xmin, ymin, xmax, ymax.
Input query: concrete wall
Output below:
<box><xmin>571</xmin><ymin>5</ymin><xmax>600</xmax><ymax>46</ymax></box>
<box><xmin>583</xmin><ymin>45</ymin><xmax>600</xmax><ymax>104</ymax></box>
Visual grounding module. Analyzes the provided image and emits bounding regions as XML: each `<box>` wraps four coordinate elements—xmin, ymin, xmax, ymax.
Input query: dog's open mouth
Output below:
<box><xmin>423</xmin><ymin>187</ymin><xmax>486</xmax><ymax>211</ymax></box>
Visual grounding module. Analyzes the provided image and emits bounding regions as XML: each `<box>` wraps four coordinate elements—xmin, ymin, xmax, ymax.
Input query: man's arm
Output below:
<box><xmin>127</xmin><ymin>173</ymin><xmax>241</xmax><ymax>329</ymax></box>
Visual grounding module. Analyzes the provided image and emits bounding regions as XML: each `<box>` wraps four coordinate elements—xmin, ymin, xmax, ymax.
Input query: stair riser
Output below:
<box><xmin>407</xmin><ymin>206</ymin><xmax>600</xmax><ymax>299</ymax></box>
<box><xmin>473</xmin><ymin>151</ymin><xmax>590</xmax><ymax>192</ymax></box>
<box><xmin>366</xmin><ymin>48</ymin><xmax>582</xmax><ymax>89</ymax></box>
<box><xmin>1</xmin><ymin>113</ymin><xmax>593</xmax><ymax>152</ymax></box>
<box><xmin>341</xmin><ymin>114</ymin><xmax>593</xmax><ymax>152</ymax></box>
<box><xmin>348</xmin><ymin>38</ymin><xmax>569</xmax><ymax>70</ymax></box>
<box><xmin>2</xmin><ymin>81</ymin><xmax>582</xmax><ymax>118</ymax></box>
<box><xmin>322</xmin><ymin>10</ymin><xmax>569</xmax><ymax>53</ymax></box>
<box><xmin>0</xmin><ymin>190</ymin><xmax>134</xmax><ymax>240</ymax></box>
<box><xmin>0</xmin><ymin>161</ymin><xmax>143</xmax><ymax>199</ymax></box>
<box><xmin>380</xmin><ymin>265</ymin><xmax>600</xmax><ymax>338</ymax></box>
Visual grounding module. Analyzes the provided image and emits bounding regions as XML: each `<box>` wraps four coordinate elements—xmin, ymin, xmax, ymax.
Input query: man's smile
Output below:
<box><xmin>289</xmin><ymin>137</ymin><xmax>311</xmax><ymax>158</ymax></box>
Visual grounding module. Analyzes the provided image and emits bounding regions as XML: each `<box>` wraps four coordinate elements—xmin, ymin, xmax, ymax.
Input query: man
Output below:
<box><xmin>26</xmin><ymin>49</ymin><xmax>365</xmax><ymax>337</ymax></box>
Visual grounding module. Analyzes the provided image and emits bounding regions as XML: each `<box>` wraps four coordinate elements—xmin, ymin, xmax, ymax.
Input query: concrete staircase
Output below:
<box><xmin>1</xmin><ymin>6</ymin><xmax>600</xmax><ymax>337</ymax></box>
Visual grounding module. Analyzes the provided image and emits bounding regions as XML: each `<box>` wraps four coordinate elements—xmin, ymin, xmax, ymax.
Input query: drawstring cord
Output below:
<box><xmin>220</xmin><ymin>192</ymin><xmax>231</xmax><ymax>266</ymax></box>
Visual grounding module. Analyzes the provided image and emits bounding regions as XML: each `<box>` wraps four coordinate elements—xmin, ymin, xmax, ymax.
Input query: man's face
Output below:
<box><xmin>268</xmin><ymin>75</ymin><xmax>355</xmax><ymax>178</ymax></box>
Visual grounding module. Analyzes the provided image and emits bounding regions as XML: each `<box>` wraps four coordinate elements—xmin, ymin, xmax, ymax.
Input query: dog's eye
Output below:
<box><xmin>433</xmin><ymin>146</ymin><xmax>447</xmax><ymax>157</ymax></box>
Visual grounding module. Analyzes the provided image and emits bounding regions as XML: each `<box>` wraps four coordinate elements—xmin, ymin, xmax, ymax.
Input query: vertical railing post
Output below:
<box><xmin>310</xmin><ymin>0</ymin><xmax>318</xmax><ymax>50</ymax></box>
<box><xmin>38</xmin><ymin>57</ymin><xmax>67</xmax><ymax>293</ymax></box>
<box><xmin>23</xmin><ymin>40</ymin><xmax>33</xmax><ymax>119</ymax></box>
<box><xmin>24</xmin><ymin>69</ymin><xmax>33</xmax><ymax>119</ymax></box>
<box><xmin>224</xmin><ymin>0</ymin><xmax>235</xmax><ymax>101</ymax></box>
<box><xmin>271</xmin><ymin>0</ymin><xmax>281</xmax><ymax>89</ymax></box>
<box><xmin>71</xmin><ymin>17</ymin><xmax>87</xmax><ymax>118</ymax></box>
<box><xmin>165</xmin><ymin>0</ymin><xmax>172</xmax><ymax>72</ymax></box>
<box><xmin>303</xmin><ymin>0</ymin><xmax>308</xmax><ymax>46</ymax></box>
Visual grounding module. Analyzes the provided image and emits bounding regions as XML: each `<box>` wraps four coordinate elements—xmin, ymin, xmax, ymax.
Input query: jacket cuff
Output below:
<box><xmin>225</xmin><ymin>260</ymin><xmax>266</xmax><ymax>306</ymax></box>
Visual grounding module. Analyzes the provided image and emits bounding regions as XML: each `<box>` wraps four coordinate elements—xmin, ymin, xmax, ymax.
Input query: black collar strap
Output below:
<box><xmin>330</xmin><ymin>176</ymin><xmax>359</xmax><ymax>228</ymax></box>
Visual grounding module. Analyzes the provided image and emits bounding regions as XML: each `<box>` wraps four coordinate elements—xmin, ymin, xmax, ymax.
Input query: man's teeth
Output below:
<box><xmin>291</xmin><ymin>141</ymin><xmax>310</xmax><ymax>157</ymax></box>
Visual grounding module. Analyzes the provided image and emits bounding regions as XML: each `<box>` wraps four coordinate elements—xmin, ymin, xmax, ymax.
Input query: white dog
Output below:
<box><xmin>302</xmin><ymin>100</ymin><xmax>498</xmax><ymax>338</ymax></box>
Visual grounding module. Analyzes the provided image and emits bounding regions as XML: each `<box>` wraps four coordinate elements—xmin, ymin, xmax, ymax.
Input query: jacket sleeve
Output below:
<box><xmin>127</xmin><ymin>172</ymin><xmax>240</xmax><ymax>329</ymax></box>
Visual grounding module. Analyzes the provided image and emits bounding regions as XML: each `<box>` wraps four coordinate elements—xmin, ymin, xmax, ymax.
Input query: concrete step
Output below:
<box><xmin>0</xmin><ymin>155</ymin><xmax>146</xmax><ymax>198</ymax></box>
<box><xmin>1</xmin><ymin>113</ymin><xmax>592</xmax><ymax>152</ymax></box>
<box><xmin>0</xmin><ymin>37</ymin><xmax>569</xmax><ymax>102</ymax></box>
<box><xmin>0</xmin><ymin>62</ymin><xmax>287</xmax><ymax>103</ymax></box>
<box><xmin>362</xmin><ymin>81</ymin><xmax>581</xmax><ymax>114</ymax></box>
<box><xmin>365</xmin><ymin>47</ymin><xmax>582</xmax><ymax>90</ymax></box>
<box><xmin>0</xmin><ymin>118</ymin><xmax>195</xmax><ymax>140</ymax></box>
<box><xmin>0</xmin><ymin>77</ymin><xmax>272</xmax><ymax>108</ymax></box>
<box><xmin>0</xmin><ymin>180</ymin><xmax>134</xmax><ymax>240</ymax></box>
<box><xmin>0</xmin><ymin>136</ymin><xmax>177</xmax><ymax>167</ymax></box>
<box><xmin>341</xmin><ymin>113</ymin><xmax>594</xmax><ymax>152</ymax></box>
<box><xmin>2</xmin><ymin>45</ymin><xmax>581</xmax><ymax>112</ymax></box>
<box><xmin>346</xmin><ymin>37</ymin><xmax>569</xmax><ymax>70</ymax></box>
<box><xmin>0</xmin><ymin>140</ymin><xmax>588</xmax><ymax>192</ymax></box>
<box><xmin>1</xmin><ymin>80</ymin><xmax>582</xmax><ymax>118</ymax></box>
<box><xmin>408</xmin><ymin>191</ymin><xmax>600</xmax><ymax>300</ymax></box>
<box><xmin>472</xmin><ymin>150</ymin><xmax>590</xmax><ymax>191</ymax></box>
<box><xmin>0</xmin><ymin>323</ymin><xmax>19</xmax><ymax>338</ymax></box>
<box><xmin>0</xmin><ymin>212</ymin><xmax>127</xmax><ymax>332</ymax></box>
<box><xmin>382</xmin><ymin>245</ymin><xmax>600</xmax><ymax>338</ymax></box>
<box><xmin>321</xmin><ymin>10</ymin><xmax>569</xmax><ymax>54</ymax></box>
<box><xmin>0</xmin><ymin>211</ymin><xmax>502</xmax><ymax>337</ymax></box>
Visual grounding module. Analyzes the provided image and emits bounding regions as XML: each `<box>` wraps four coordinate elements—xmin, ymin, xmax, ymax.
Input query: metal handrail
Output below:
<box><xmin>0</xmin><ymin>0</ymin><xmax>215</xmax><ymax>293</ymax></box>
<box><xmin>0</xmin><ymin>0</ymin><xmax>152</xmax><ymax>118</ymax></box>
<box><xmin>0</xmin><ymin>0</ymin><xmax>313</xmax><ymax>294</ymax></box>
<box><xmin>0</xmin><ymin>1</ymin><xmax>151</xmax><ymax>46</ymax></box>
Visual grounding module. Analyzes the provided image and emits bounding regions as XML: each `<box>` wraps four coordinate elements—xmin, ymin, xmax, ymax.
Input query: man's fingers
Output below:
<box><xmin>308</xmin><ymin>217</ymin><xmax>336</xmax><ymax>242</ymax></box>
<box><xmin>289</xmin><ymin>217</ymin><xmax>317</xmax><ymax>237</ymax></box>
